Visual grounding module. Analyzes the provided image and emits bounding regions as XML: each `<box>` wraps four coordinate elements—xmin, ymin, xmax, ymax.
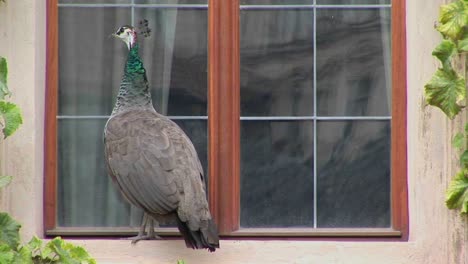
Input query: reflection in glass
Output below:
<box><xmin>58</xmin><ymin>119</ymin><xmax>142</xmax><ymax>227</ymax></box>
<box><xmin>58</xmin><ymin>7</ymin><xmax>130</xmax><ymax>116</ymax></box>
<box><xmin>58</xmin><ymin>119</ymin><xmax>207</xmax><ymax>227</ymax></box>
<box><xmin>59</xmin><ymin>0</ymin><xmax>131</xmax><ymax>3</ymax></box>
<box><xmin>240</xmin><ymin>121</ymin><xmax>314</xmax><ymax>227</ymax></box>
<box><xmin>316</xmin><ymin>121</ymin><xmax>390</xmax><ymax>227</ymax></box>
<box><xmin>240</xmin><ymin>10</ymin><xmax>314</xmax><ymax>116</ymax></box>
<box><xmin>59</xmin><ymin>8</ymin><xmax>207</xmax><ymax>116</ymax></box>
<box><xmin>241</xmin><ymin>0</ymin><xmax>313</xmax><ymax>4</ymax></box>
<box><xmin>58</xmin><ymin>6</ymin><xmax>208</xmax><ymax>227</ymax></box>
<box><xmin>316</xmin><ymin>8</ymin><xmax>391</xmax><ymax>116</ymax></box>
<box><xmin>317</xmin><ymin>0</ymin><xmax>390</xmax><ymax>4</ymax></box>
<box><xmin>136</xmin><ymin>0</ymin><xmax>207</xmax><ymax>3</ymax></box>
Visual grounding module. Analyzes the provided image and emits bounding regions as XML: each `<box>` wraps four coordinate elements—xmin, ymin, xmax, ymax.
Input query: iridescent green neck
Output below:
<box><xmin>112</xmin><ymin>44</ymin><xmax>153</xmax><ymax>115</ymax></box>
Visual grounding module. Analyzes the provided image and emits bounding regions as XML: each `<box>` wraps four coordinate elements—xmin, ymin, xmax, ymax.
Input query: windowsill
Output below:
<box><xmin>46</xmin><ymin>227</ymin><xmax>402</xmax><ymax>239</ymax></box>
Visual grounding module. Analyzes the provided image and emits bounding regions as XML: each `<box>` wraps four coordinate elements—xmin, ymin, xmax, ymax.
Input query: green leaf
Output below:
<box><xmin>424</xmin><ymin>68</ymin><xmax>466</xmax><ymax>119</ymax></box>
<box><xmin>437</xmin><ymin>0</ymin><xmax>468</xmax><ymax>40</ymax></box>
<box><xmin>0</xmin><ymin>213</ymin><xmax>21</xmax><ymax>250</ymax></box>
<box><xmin>46</xmin><ymin>237</ymin><xmax>96</xmax><ymax>264</ymax></box>
<box><xmin>465</xmin><ymin>122</ymin><xmax>468</xmax><ymax>133</ymax></box>
<box><xmin>0</xmin><ymin>175</ymin><xmax>12</xmax><ymax>189</ymax></box>
<box><xmin>12</xmin><ymin>246</ymin><xmax>32</xmax><ymax>264</ymax></box>
<box><xmin>177</xmin><ymin>260</ymin><xmax>186</xmax><ymax>264</ymax></box>
<box><xmin>433</xmin><ymin>39</ymin><xmax>457</xmax><ymax>69</ymax></box>
<box><xmin>0</xmin><ymin>244</ymin><xmax>14</xmax><ymax>264</ymax></box>
<box><xmin>0</xmin><ymin>57</ymin><xmax>10</xmax><ymax>100</ymax></box>
<box><xmin>446</xmin><ymin>170</ymin><xmax>468</xmax><ymax>213</ymax></box>
<box><xmin>26</xmin><ymin>236</ymin><xmax>42</xmax><ymax>252</ymax></box>
<box><xmin>453</xmin><ymin>133</ymin><xmax>465</xmax><ymax>149</ymax></box>
<box><xmin>461</xmin><ymin>150</ymin><xmax>468</xmax><ymax>167</ymax></box>
<box><xmin>457</xmin><ymin>35</ymin><xmax>468</xmax><ymax>52</ymax></box>
<box><xmin>0</xmin><ymin>101</ymin><xmax>22</xmax><ymax>138</ymax></box>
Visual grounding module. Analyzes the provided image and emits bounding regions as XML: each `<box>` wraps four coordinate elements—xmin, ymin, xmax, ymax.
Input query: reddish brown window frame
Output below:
<box><xmin>45</xmin><ymin>0</ymin><xmax>408</xmax><ymax>240</ymax></box>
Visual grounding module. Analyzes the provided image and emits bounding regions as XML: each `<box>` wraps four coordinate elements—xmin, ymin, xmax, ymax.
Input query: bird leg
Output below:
<box><xmin>125</xmin><ymin>213</ymin><xmax>163</xmax><ymax>244</ymax></box>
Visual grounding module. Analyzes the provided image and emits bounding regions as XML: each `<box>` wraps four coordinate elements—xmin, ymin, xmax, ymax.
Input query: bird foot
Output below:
<box><xmin>123</xmin><ymin>234</ymin><xmax>163</xmax><ymax>244</ymax></box>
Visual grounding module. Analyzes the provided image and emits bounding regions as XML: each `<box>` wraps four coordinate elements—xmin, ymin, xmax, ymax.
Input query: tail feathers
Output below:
<box><xmin>176</xmin><ymin>217</ymin><xmax>220</xmax><ymax>252</ymax></box>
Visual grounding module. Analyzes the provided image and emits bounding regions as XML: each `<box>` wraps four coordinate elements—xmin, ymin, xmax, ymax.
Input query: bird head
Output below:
<box><xmin>112</xmin><ymin>25</ymin><xmax>137</xmax><ymax>50</ymax></box>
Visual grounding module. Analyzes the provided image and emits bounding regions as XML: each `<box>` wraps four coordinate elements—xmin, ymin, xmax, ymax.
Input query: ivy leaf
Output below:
<box><xmin>0</xmin><ymin>244</ymin><xmax>14</xmax><ymax>264</ymax></box>
<box><xmin>0</xmin><ymin>175</ymin><xmax>12</xmax><ymax>189</ymax></box>
<box><xmin>12</xmin><ymin>246</ymin><xmax>32</xmax><ymax>264</ymax></box>
<box><xmin>437</xmin><ymin>0</ymin><xmax>468</xmax><ymax>40</ymax></box>
<box><xmin>461</xmin><ymin>150</ymin><xmax>468</xmax><ymax>167</ymax></box>
<box><xmin>452</xmin><ymin>132</ymin><xmax>465</xmax><ymax>149</ymax></box>
<box><xmin>424</xmin><ymin>68</ymin><xmax>466</xmax><ymax>119</ymax></box>
<box><xmin>0</xmin><ymin>101</ymin><xmax>22</xmax><ymax>138</ymax></box>
<box><xmin>0</xmin><ymin>57</ymin><xmax>10</xmax><ymax>100</ymax></box>
<box><xmin>0</xmin><ymin>213</ymin><xmax>21</xmax><ymax>250</ymax></box>
<box><xmin>457</xmin><ymin>34</ymin><xmax>468</xmax><ymax>52</ymax></box>
<box><xmin>433</xmin><ymin>39</ymin><xmax>457</xmax><ymax>69</ymax></box>
<box><xmin>446</xmin><ymin>170</ymin><xmax>468</xmax><ymax>213</ymax></box>
<box><xmin>47</xmin><ymin>237</ymin><xmax>96</xmax><ymax>264</ymax></box>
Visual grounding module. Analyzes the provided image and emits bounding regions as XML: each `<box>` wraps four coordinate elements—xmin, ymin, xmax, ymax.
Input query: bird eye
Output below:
<box><xmin>117</xmin><ymin>27</ymin><xmax>124</xmax><ymax>34</ymax></box>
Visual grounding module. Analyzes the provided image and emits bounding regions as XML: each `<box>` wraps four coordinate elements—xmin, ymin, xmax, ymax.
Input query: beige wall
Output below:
<box><xmin>0</xmin><ymin>0</ymin><xmax>466</xmax><ymax>263</ymax></box>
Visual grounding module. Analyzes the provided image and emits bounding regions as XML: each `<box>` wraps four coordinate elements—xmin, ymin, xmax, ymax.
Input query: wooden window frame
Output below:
<box><xmin>44</xmin><ymin>0</ymin><xmax>408</xmax><ymax>240</ymax></box>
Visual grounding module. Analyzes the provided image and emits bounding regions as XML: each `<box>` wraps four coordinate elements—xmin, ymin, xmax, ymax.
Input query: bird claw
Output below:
<box><xmin>123</xmin><ymin>234</ymin><xmax>163</xmax><ymax>244</ymax></box>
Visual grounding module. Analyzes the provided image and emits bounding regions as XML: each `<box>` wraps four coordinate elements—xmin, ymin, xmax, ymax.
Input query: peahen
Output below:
<box><xmin>104</xmin><ymin>25</ymin><xmax>219</xmax><ymax>252</ymax></box>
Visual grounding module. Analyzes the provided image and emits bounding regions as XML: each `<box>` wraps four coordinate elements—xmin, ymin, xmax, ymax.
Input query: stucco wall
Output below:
<box><xmin>0</xmin><ymin>0</ymin><xmax>45</xmax><ymax>240</ymax></box>
<box><xmin>0</xmin><ymin>0</ymin><xmax>466</xmax><ymax>263</ymax></box>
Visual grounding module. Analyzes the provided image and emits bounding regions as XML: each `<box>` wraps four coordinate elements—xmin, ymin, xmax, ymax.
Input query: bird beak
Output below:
<box><xmin>109</xmin><ymin>33</ymin><xmax>118</xmax><ymax>39</ymax></box>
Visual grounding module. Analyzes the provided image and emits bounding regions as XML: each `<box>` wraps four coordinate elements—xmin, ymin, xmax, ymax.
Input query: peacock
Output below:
<box><xmin>103</xmin><ymin>24</ymin><xmax>219</xmax><ymax>252</ymax></box>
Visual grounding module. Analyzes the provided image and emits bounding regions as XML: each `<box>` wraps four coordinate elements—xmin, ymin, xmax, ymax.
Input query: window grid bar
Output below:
<box><xmin>312</xmin><ymin>0</ymin><xmax>318</xmax><ymax>229</ymax></box>
<box><xmin>57</xmin><ymin>3</ymin><xmax>391</xmax><ymax>9</ymax></box>
<box><xmin>131</xmin><ymin>0</ymin><xmax>135</xmax><ymax>26</ymax></box>
<box><xmin>240</xmin><ymin>4</ymin><xmax>391</xmax><ymax>10</ymax></box>
<box><xmin>56</xmin><ymin>115</ymin><xmax>209</xmax><ymax>120</ymax></box>
<box><xmin>57</xmin><ymin>3</ymin><xmax>208</xmax><ymax>9</ymax></box>
<box><xmin>56</xmin><ymin>115</ymin><xmax>391</xmax><ymax>121</ymax></box>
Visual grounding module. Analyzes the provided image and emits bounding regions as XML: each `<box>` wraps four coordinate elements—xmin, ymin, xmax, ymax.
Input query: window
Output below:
<box><xmin>45</xmin><ymin>0</ymin><xmax>407</xmax><ymax>238</ymax></box>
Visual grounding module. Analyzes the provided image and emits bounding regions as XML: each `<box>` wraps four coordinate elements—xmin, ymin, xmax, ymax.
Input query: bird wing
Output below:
<box><xmin>104</xmin><ymin>109</ymin><xmax>182</xmax><ymax>215</ymax></box>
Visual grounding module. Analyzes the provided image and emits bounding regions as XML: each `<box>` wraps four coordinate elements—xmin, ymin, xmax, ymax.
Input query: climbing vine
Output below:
<box><xmin>424</xmin><ymin>0</ymin><xmax>468</xmax><ymax>214</ymax></box>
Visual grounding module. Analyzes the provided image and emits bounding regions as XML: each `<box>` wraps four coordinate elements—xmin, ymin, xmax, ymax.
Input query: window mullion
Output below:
<box><xmin>208</xmin><ymin>0</ymin><xmax>241</xmax><ymax>235</ymax></box>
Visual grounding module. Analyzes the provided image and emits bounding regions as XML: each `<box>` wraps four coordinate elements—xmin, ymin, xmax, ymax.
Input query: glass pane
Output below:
<box><xmin>316</xmin><ymin>121</ymin><xmax>390</xmax><ymax>228</ymax></box>
<box><xmin>58</xmin><ymin>119</ymin><xmax>143</xmax><ymax>227</ymax></box>
<box><xmin>316</xmin><ymin>8</ymin><xmax>391</xmax><ymax>116</ymax></box>
<box><xmin>240</xmin><ymin>121</ymin><xmax>314</xmax><ymax>227</ymax></box>
<box><xmin>135</xmin><ymin>8</ymin><xmax>208</xmax><ymax>115</ymax></box>
<box><xmin>136</xmin><ymin>0</ymin><xmax>207</xmax><ymax>4</ymax></box>
<box><xmin>58</xmin><ymin>119</ymin><xmax>207</xmax><ymax>227</ymax></box>
<box><xmin>317</xmin><ymin>0</ymin><xmax>390</xmax><ymax>4</ymax></box>
<box><xmin>59</xmin><ymin>0</ymin><xmax>131</xmax><ymax>3</ymax></box>
<box><xmin>59</xmin><ymin>8</ymin><xmax>207</xmax><ymax>116</ymax></box>
<box><xmin>241</xmin><ymin>0</ymin><xmax>313</xmax><ymax>4</ymax></box>
<box><xmin>58</xmin><ymin>7</ymin><xmax>130</xmax><ymax>116</ymax></box>
<box><xmin>240</xmin><ymin>10</ymin><xmax>314</xmax><ymax>116</ymax></box>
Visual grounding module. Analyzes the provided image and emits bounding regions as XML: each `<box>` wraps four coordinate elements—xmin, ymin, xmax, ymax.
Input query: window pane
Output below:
<box><xmin>136</xmin><ymin>0</ymin><xmax>207</xmax><ymax>4</ymax></box>
<box><xmin>58</xmin><ymin>118</ymin><xmax>207</xmax><ymax>226</ymax></box>
<box><xmin>316</xmin><ymin>121</ymin><xmax>390</xmax><ymax>228</ymax></box>
<box><xmin>241</xmin><ymin>0</ymin><xmax>313</xmax><ymax>4</ymax></box>
<box><xmin>240</xmin><ymin>121</ymin><xmax>314</xmax><ymax>227</ymax></box>
<box><xmin>58</xmin><ymin>119</ymin><xmax>143</xmax><ymax>227</ymax></box>
<box><xmin>240</xmin><ymin>10</ymin><xmax>314</xmax><ymax>116</ymax></box>
<box><xmin>317</xmin><ymin>0</ymin><xmax>390</xmax><ymax>4</ymax></box>
<box><xmin>59</xmin><ymin>0</ymin><xmax>131</xmax><ymax>3</ymax></box>
<box><xmin>316</xmin><ymin>8</ymin><xmax>391</xmax><ymax>116</ymax></box>
<box><xmin>135</xmin><ymin>8</ymin><xmax>208</xmax><ymax>116</ymax></box>
<box><xmin>58</xmin><ymin>7</ymin><xmax>130</xmax><ymax>116</ymax></box>
<box><xmin>58</xmin><ymin>6</ymin><xmax>207</xmax><ymax>227</ymax></box>
<box><xmin>59</xmin><ymin>8</ymin><xmax>207</xmax><ymax>116</ymax></box>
